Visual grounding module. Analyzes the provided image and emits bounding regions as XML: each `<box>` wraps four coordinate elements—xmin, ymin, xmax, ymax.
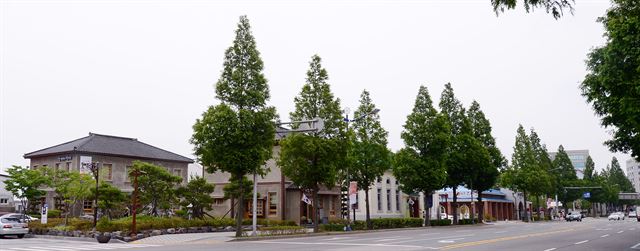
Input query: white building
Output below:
<box><xmin>0</xmin><ymin>173</ymin><xmax>16</xmax><ymax>213</ymax></box>
<box><xmin>350</xmin><ymin>171</ymin><xmax>439</xmax><ymax>221</ymax></box>
<box><xmin>626</xmin><ymin>159</ymin><xmax>640</xmax><ymax>193</ymax></box>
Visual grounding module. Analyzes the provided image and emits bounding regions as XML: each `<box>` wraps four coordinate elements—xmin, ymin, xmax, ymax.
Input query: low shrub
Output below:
<box><xmin>48</xmin><ymin>209</ymin><xmax>62</xmax><ymax>218</ymax></box>
<box><xmin>258</xmin><ymin>226</ymin><xmax>306</xmax><ymax>236</ymax></box>
<box><xmin>457</xmin><ymin>219</ymin><xmax>475</xmax><ymax>225</ymax></box>
<box><xmin>431</xmin><ymin>219</ymin><xmax>451</xmax><ymax>226</ymax></box>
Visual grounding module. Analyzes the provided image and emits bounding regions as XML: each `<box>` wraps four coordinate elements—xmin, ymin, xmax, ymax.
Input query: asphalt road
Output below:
<box><xmin>1</xmin><ymin>217</ymin><xmax>638</xmax><ymax>251</ymax></box>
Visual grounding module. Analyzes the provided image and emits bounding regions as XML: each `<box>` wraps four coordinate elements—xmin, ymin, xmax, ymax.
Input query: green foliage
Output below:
<box><xmin>48</xmin><ymin>169</ymin><xmax>94</xmax><ymax>225</ymax></box>
<box><xmin>348</xmin><ymin>90</ymin><xmax>391</xmax><ymax>229</ymax></box>
<box><xmin>393</xmin><ymin>85</ymin><xmax>450</xmax><ymax>226</ymax></box>
<box><xmin>256</xmin><ymin>226</ymin><xmax>307</xmax><ymax>236</ymax></box>
<box><xmin>91</xmin><ymin>182</ymin><xmax>128</xmax><ymax>219</ymax></box>
<box><xmin>130</xmin><ymin>161</ymin><xmax>182</xmax><ymax>216</ymax></box>
<box><xmin>607</xmin><ymin>157</ymin><xmax>636</xmax><ymax>192</ymax></box>
<box><xmin>48</xmin><ymin>209</ymin><xmax>62</xmax><ymax>218</ymax></box>
<box><xmin>583</xmin><ymin>156</ymin><xmax>595</xmax><ymax>180</ymax></box>
<box><xmin>279</xmin><ymin>55</ymin><xmax>346</xmax><ymax>233</ymax></box>
<box><xmin>176</xmin><ymin>176</ymin><xmax>215</xmax><ymax>219</ymax></box>
<box><xmin>581</xmin><ymin>0</ymin><xmax>640</xmax><ymax>161</ymax></box>
<box><xmin>4</xmin><ymin>165</ymin><xmax>48</xmax><ymax>215</ymax></box>
<box><xmin>320</xmin><ymin>218</ymin><xmax>425</xmax><ymax>231</ymax></box>
<box><xmin>457</xmin><ymin>219</ymin><xmax>476</xmax><ymax>225</ymax></box>
<box><xmin>466</xmin><ymin>101</ymin><xmax>503</xmax><ymax>222</ymax></box>
<box><xmin>431</xmin><ymin>219</ymin><xmax>452</xmax><ymax>226</ymax></box>
<box><xmin>491</xmin><ymin>0</ymin><xmax>574</xmax><ymax>19</ymax></box>
<box><xmin>552</xmin><ymin>145</ymin><xmax>581</xmax><ymax>207</ymax></box>
<box><xmin>222</xmin><ymin>175</ymin><xmax>253</xmax><ymax>200</ymax></box>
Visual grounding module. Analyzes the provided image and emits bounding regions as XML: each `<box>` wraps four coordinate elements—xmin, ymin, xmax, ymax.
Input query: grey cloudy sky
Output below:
<box><xmin>0</xmin><ymin>0</ymin><xmax>631</xmax><ymax>175</ymax></box>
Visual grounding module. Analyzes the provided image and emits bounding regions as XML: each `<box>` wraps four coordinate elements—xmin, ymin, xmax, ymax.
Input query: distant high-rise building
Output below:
<box><xmin>548</xmin><ymin>149</ymin><xmax>589</xmax><ymax>179</ymax></box>
<box><xmin>626</xmin><ymin>159</ymin><xmax>640</xmax><ymax>193</ymax></box>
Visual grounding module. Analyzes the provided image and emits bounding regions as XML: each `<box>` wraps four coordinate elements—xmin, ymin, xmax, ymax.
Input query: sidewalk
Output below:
<box><xmin>131</xmin><ymin>231</ymin><xmax>235</xmax><ymax>245</ymax></box>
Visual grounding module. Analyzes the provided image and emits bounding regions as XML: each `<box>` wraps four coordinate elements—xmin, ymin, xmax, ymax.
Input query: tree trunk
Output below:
<box><xmin>523</xmin><ymin>191</ymin><xmax>530</xmax><ymax>222</ymax></box>
<box><xmin>452</xmin><ymin>187</ymin><xmax>458</xmax><ymax>225</ymax></box>
<box><xmin>424</xmin><ymin>192</ymin><xmax>431</xmax><ymax>227</ymax></box>
<box><xmin>478</xmin><ymin>196</ymin><xmax>484</xmax><ymax>223</ymax></box>
<box><xmin>365</xmin><ymin>189</ymin><xmax>371</xmax><ymax>230</ymax></box>
<box><xmin>535</xmin><ymin>195</ymin><xmax>540</xmax><ymax>221</ymax></box>
<box><xmin>235</xmin><ymin>175</ymin><xmax>244</xmax><ymax>237</ymax></box>
<box><xmin>313</xmin><ymin>189</ymin><xmax>319</xmax><ymax>233</ymax></box>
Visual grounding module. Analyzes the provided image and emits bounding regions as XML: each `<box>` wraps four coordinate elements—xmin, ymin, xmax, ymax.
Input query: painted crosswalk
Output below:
<box><xmin>4</xmin><ymin>243</ymin><xmax>161</xmax><ymax>251</ymax></box>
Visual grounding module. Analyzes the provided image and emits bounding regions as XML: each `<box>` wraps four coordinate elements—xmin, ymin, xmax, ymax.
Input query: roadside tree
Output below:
<box><xmin>3</xmin><ymin>166</ymin><xmax>48</xmax><ymax>216</ymax></box>
<box><xmin>130</xmin><ymin>161</ymin><xmax>182</xmax><ymax>217</ymax></box>
<box><xmin>393</xmin><ymin>85</ymin><xmax>450</xmax><ymax>227</ymax></box>
<box><xmin>191</xmin><ymin>15</ymin><xmax>277</xmax><ymax>237</ymax></box>
<box><xmin>176</xmin><ymin>176</ymin><xmax>215</xmax><ymax>219</ymax></box>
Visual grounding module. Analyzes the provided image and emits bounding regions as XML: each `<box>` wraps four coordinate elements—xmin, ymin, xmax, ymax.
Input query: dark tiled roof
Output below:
<box><xmin>24</xmin><ymin>133</ymin><xmax>193</xmax><ymax>163</ymax></box>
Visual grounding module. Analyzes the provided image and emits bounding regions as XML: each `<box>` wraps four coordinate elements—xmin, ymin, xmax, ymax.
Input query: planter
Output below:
<box><xmin>96</xmin><ymin>235</ymin><xmax>111</xmax><ymax>243</ymax></box>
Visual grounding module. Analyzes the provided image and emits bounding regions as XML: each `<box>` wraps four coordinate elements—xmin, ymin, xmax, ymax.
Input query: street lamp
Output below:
<box><xmin>82</xmin><ymin>161</ymin><xmax>100</xmax><ymax>227</ymax></box>
<box><xmin>343</xmin><ymin>107</ymin><xmax>380</xmax><ymax>231</ymax></box>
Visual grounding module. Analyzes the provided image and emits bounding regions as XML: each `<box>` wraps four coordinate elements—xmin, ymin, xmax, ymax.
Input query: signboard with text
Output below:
<box><xmin>79</xmin><ymin>156</ymin><xmax>92</xmax><ymax>174</ymax></box>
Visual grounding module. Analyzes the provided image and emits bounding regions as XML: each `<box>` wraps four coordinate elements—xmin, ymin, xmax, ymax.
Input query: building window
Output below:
<box><xmin>395</xmin><ymin>190</ymin><xmax>400</xmax><ymax>211</ymax></box>
<box><xmin>124</xmin><ymin>166</ymin><xmax>131</xmax><ymax>182</ymax></box>
<box><xmin>55</xmin><ymin>163</ymin><xmax>61</xmax><ymax>171</ymax></box>
<box><xmin>0</xmin><ymin>198</ymin><xmax>8</xmax><ymax>204</ymax></box>
<box><xmin>377</xmin><ymin>177</ymin><xmax>382</xmax><ymax>183</ymax></box>
<box><xmin>173</xmin><ymin>169</ymin><xmax>183</xmax><ymax>181</ymax></box>
<box><xmin>330</xmin><ymin>196</ymin><xmax>336</xmax><ymax>216</ymax></box>
<box><xmin>65</xmin><ymin>162</ymin><xmax>72</xmax><ymax>172</ymax></box>
<box><xmin>42</xmin><ymin>164</ymin><xmax>48</xmax><ymax>169</ymax></box>
<box><xmin>83</xmin><ymin>200</ymin><xmax>93</xmax><ymax>213</ymax></box>
<box><xmin>32</xmin><ymin>165</ymin><xmax>38</xmax><ymax>170</ymax></box>
<box><xmin>386</xmin><ymin>178</ymin><xmax>390</xmax><ymax>184</ymax></box>
<box><xmin>386</xmin><ymin>189</ymin><xmax>391</xmax><ymax>211</ymax></box>
<box><xmin>268</xmin><ymin>192</ymin><xmax>278</xmax><ymax>215</ymax></box>
<box><xmin>247</xmin><ymin>200</ymin><xmax>264</xmax><ymax>217</ymax></box>
<box><xmin>377</xmin><ymin>188</ymin><xmax>382</xmax><ymax>211</ymax></box>
<box><xmin>102</xmin><ymin>164</ymin><xmax>113</xmax><ymax>181</ymax></box>
<box><xmin>395</xmin><ymin>180</ymin><xmax>399</xmax><ymax>185</ymax></box>
<box><xmin>214</xmin><ymin>198</ymin><xmax>225</xmax><ymax>205</ymax></box>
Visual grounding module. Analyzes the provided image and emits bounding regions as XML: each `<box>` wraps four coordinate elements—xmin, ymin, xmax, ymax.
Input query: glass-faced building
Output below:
<box><xmin>548</xmin><ymin>149</ymin><xmax>589</xmax><ymax>179</ymax></box>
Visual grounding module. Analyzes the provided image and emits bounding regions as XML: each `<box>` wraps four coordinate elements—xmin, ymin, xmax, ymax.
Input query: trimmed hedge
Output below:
<box><xmin>457</xmin><ymin>219</ymin><xmax>475</xmax><ymax>225</ymax></box>
<box><xmin>430</xmin><ymin>219</ymin><xmax>451</xmax><ymax>226</ymax></box>
<box><xmin>320</xmin><ymin>218</ymin><xmax>424</xmax><ymax>231</ymax></box>
<box><xmin>96</xmin><ymin>216</ymin><xmax>297</xmax><ymax>233</ymax></box>
<box><xmin>29</xmin><ymin>218</ymin><xmax>94</xmax><ymax>232</ymax></box>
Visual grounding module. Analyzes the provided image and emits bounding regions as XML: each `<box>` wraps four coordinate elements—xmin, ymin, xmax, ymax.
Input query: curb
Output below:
<box><xmin>30</xmin><ymin>234</ymin><xmax>126</xmax><ymax>244</ymax></box>
<box><xmin>231</xmin><ymin>223</ymin><xmax>491</xmax><ymax>242</ymax></box>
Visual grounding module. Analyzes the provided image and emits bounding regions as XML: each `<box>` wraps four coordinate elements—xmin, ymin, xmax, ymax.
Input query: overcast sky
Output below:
<box><xmin>1</xmin><ymin>0</ymin><xmax>632</xmax><ymax>175</ymax></box>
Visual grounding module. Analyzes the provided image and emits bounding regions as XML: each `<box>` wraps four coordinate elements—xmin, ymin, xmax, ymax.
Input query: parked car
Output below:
<box><xmin>628</xmin><ymin>211</ymin><xmax>637</xmax><ymax>218</ymax></box>
<box><xmin>608</xmin><ymin>212</ymin><xmax>624</xmax><ymax>220</ymax></box>
<box><xmin>0</xmin><ymin>217</ymin><xmax>28</xmax><ymax>238</ymax></box>
<box><xmin>1</xmin><ymin>213</ymin><xmax>38</xmax><ymax>223</ymax></box>
<box><xmin>565</xmin><ymin>211</ymin><xmax>582</xmax><ymax>222</ymax></box>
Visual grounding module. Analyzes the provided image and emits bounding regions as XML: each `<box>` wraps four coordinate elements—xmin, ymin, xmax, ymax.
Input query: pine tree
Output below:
<box><xmin>278</xmin><ymin>55</ymin><xmax>346</xmax><ymax>233</ymax></box>
<box><xmin>393</xmin><ymin>85</ymin><xmax>450</xmax><ymax>226</ymax></box>
<box><xmin>349</xmin><ymin>90</ymin><xmax>391</xmax><ymax>229</ymax></box>
<box><xmin>608</xmin><ymin>157</ymin><xmax>635</xmax><ymax>192</ymax></box>
<box><xmin>467</xmin><ymin>101</ymin><xmax>503</xmax><ymax>223</ymax></box>
<box><xmin>583</xmin><ymin>156</ymin><xmax>595</xmax><ymax>180</ymax></box>
<box><xmin>191</xmin><ymin>15</ymin><xmax>277</xmax><ymax>237</ymax></box>
<box><xmin>439</xmin><ymin>83</ymin><xmax>467</xmax><ymax>224</ymax></box>
<box><xmin>552</xmin><ymin>145</ymin><xmax>581</xmax><ymax>211</ymax></box>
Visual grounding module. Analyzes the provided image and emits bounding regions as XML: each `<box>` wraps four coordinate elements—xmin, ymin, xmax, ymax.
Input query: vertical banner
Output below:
<box><xmin>41</xmin><ymin>204</ymin><xmax>48</xmax><ymax>224</ymax></box>
<box><xmin>349</xmin><ymin>181</ymin><xmax>357</xmax><ymax>205</ymax></box>
<box><xmin>79</xmin><ymin>156</ymin><xmax>92</xmax><ymax>174</ymax></box>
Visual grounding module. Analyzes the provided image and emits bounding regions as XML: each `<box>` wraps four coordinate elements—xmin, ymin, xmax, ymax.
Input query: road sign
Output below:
<box><xmin>408</xmin><ymin>198</ymin><xmax>414</xmax><ymax>205</ymax></box>
<box><xmin>41</xmin><ymin>204</ymin><xmax>48</xmax><ymax>224</ymax></box>
<box><xmin>349</xmin><ymin>181</ymin><xmax>357</xmax><ymax>205</ymax></box>
<box><xmin>583</xmin><ymin>192</ymin><xmax>591</xmax><ymax>199</ymax></box>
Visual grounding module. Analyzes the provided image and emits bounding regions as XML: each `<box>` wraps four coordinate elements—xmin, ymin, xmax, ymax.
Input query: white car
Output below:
<box><xmin>628</xmin><ymin>211</ymin><xmax>637</xmax><ymax>218</ymax></box>
<box><xmin>608</xmin><ymin>212</ymin><xmax>624</xmax><ymax>220</ymax></box>
<box><xmin>0</xmin><ymin>217</ymin><xmax>28</xmax><ymax>238</ymax></box>
<box><xmin>1</xmin><ymin>213</ymin><xmax>38</xmax><ymax>222</ymax></box>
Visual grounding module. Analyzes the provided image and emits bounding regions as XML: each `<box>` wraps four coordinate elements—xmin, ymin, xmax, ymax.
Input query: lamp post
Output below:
<box><xmin>83</xmin><ymin>162</ymin><xmax>100</xmax><ymax>227</ymax></box>
<box><xmin>343</xmin><ymin>107</ymin><xmax>380</xmax><ymax>231</ymax></box>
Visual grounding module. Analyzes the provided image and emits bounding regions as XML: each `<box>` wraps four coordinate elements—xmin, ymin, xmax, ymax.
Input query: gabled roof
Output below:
<box><xmin>24</xmin><ymin>133</ymin><xmax>193</xmax><ymax>163</ymax></box>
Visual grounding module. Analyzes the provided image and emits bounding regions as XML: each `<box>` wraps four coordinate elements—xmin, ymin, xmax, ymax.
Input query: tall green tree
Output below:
<box><xmin>581</xmin><ymin>0</ymin><xmax>640</xmax><ymax>161</ymax></box>
<box><xmin>49</xmin><ymin>170</ymin><xmax>93</xmax><ymax>225</ymax></box>
<box><xmin>467</xmin><ymin>101</ymin><xmax>504</xmax><ymax>222</ymax></box>
<box><xmin>501</xmin><ymin>125</ymin><xmax>552</xmax><ymax>222</ymax></box>
<box><xmin>349</xmin><ymin>90</ymin><xmax>391</xmax><ymax>229</ymax></box>
<box><xmin>191</xmin><ymin>15</ymin><xmax>276</xmax><ymax>237</ymax></box>
<box><xmin>393</xmin><ymin>85</ymin><xmax>450</xmax><ymax>226</ymax></box>
<box><xmin>492</xmin><ymin>0</ymin><xmax>574</xmax><ymax>19</ymax></box>
<box><xmin>583</xmin><ymin>156</ymin><xmax>595</xmax><ymax>180</ymax></box>
<box><xmin>608</xmin><ymin>157</ymin><xmax>635</xmax><ymax>193</ymax></box>
<box><xmin>528</xmin><ymin>129</ymin><xmax>553</xmax><ymax>210</ymax></box>
<box><xmin>439</xmin><ymin>83</ymin><xmax>469</xmax><ymax>224</ymax></box>
<box><xmin>130</xmin><ymin>161</ymin><xmax>182</xmax><ymax>217</ymax></box>
<box><xmin>552</xmin><ymin>145</ymin><xmax>581</xmax><ymax>210</ymax></box>
<box><xmin>278</xmin><ymin>55</ymin><xmax>346</xmax><ymax>233</ymax></box>
<box><xmin>3</xmin><ymin>166</ymin><xmax>48</xmax><ymax>216</ymax></box>
<box><xmin>176</xmin><ymin>176</ymin><xmax>215</xmax><ymax>219</ymax></box>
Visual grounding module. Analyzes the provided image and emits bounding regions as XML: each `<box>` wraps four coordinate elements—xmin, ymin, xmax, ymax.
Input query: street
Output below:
<box><xmin>1</xmin><ymin>218</ymin><xmax>638</xmax><ymax>251</ymax></box>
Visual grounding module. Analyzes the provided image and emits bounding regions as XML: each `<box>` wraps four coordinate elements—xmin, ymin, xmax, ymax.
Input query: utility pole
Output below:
<box><xmin>130</xmin><ymin>168</ymin><xmax>144</xmax><ymax>239</ymax></box>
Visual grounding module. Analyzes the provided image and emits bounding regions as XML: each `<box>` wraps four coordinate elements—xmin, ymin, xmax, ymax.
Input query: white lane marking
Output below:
<box><xmin>601</xmin><ymin>234</ymin><xmax>610</xmax><ymax>238</ymax></box>
<box><xmin>574</xmin><ymin>240</ymin><xmax>589</xmax><ymax>245</ymax></box>
<box><xmin>374</xmin><ymin>238</ymin><xmax>411</xmax><ymax>242</ymax></box>
<box><xmin>9</xmin><ymin>248</ymin><xmax>52</xmax><ymax>251</ymax></box>
<box><xmin>543</xmin><ymin>248</ymin><xmax>556</xmax><ymax>251</ymax></box>
<box><xmin>438</xmin><ymin>237</ymin><xmax>467</xmax><ymax>243</ymax></box>
<box><xmin>322</xmin><ymin>237</ymin><xmax>350</xmax><ymax>241</ymax></box>
<box><xmin>253</xmin><ymin>241</ymin><xmax>428</xmax><ymax>248</ymax></box>
<box><xmin>494</xmin><ymin>231</ymin><xmax>507</xmax><ymax>233</ymax></box>
<box><xmin>630</xmin><ymin>228</ymin><xmax>636</xmax><ymax>231</ymax></box>
<box><xmin>631</xmin><ymin>242</ymin><xmax>640</xmax><ymax>249</ymax></box>
<box><xmin>386</xmin><ymin>234</ymin><xmax>475</xmax><ymax>244</ymax></box>
<box><xmin>618</xmin><ymin>230</ymin><xmax>625</xmax><ymax>233</ymax></box>
<box><xmin>595</xmin><ymin>228</ymin><xmax>611</xmax><ymax>230</ymax></box>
